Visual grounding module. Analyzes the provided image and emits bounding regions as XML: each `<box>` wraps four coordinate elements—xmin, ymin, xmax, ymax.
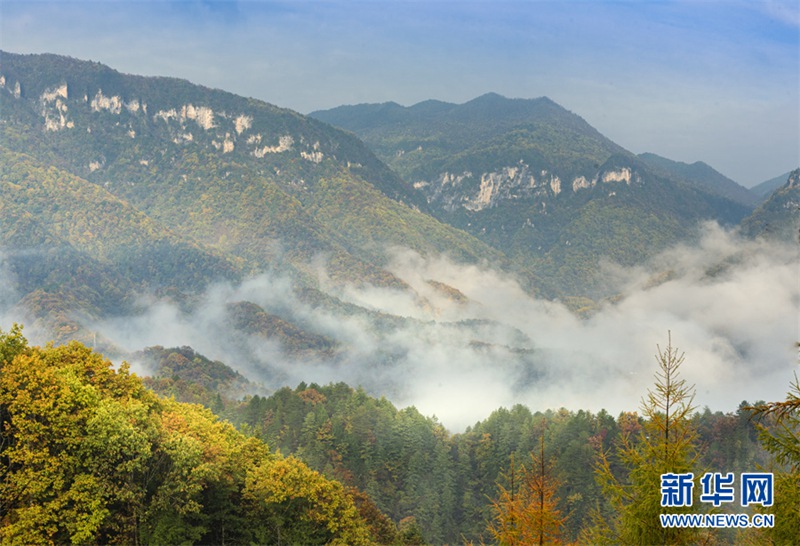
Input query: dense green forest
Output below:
<box><xmin>2</xmin><ymin>325</ymin><xmax>797</xmax><ymax>545</ymax></box>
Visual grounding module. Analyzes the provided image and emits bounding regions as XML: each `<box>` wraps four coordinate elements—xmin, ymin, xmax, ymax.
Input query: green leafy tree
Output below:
<box><xmin>0</xmin><ymin>338</ymin><xmax>160</xmax><ymax>544</ymax></box>
<box><xmin>0</xmin><ymin>330</ymin><xmax>380</xmax><ymax>545</ymax></box>
<box><xmin>0</xmin><ymin>323</ymin><xmax>29</xmax><ymax>369</ymax></box>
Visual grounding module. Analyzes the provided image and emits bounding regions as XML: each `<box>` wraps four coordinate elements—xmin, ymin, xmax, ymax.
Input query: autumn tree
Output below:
<box><xmin>0</xmin><ymin>337</ymin><xmax>160</xmax><ymax>544</ymax></box>
<box><xmin>586</xmin><ymin>332</ymin><xmax>703</xmax><ymax>545</ymax></box>
<box><xmin>243</xmin><ymin>455</ymin><xmax>372</xmax><ymax>545</ymax></box>
<box><xmin>488</xmin><ymin>435</ymin><xmax>565</xmax><ymax>545</ymax></box>
<box><xmin>0</xmin><ymin>328</ymin><xmax>379</xmax><ymax>545</ymax></box>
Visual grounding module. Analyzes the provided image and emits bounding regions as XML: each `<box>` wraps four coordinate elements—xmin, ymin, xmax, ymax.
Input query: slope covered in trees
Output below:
<box><xmin>2</xmin><ymin>326</ymin><xmax>794</xmax><ymax>544</ymax></box>
<box><xmin>232</xmin><ymin>378</ymin><xmax>776</xmax><ymax>543</ymax></box>
<box><xmin>0</xmin><ymin>326</ymin><xmax>396</xmax><ymax>545</ymax></box>
<box><xmin>750</xmin><ymin>170</ymin><xmax>796</xmax><ymax>199</ymax></box>
<box><xmin>740</xmin><ymin>169</ymin><xmax>800</xmax><ymax>243</ymax></box>
<box><xmin>637</xmin><ymin>153</ymin><xmax>759</xmax><ymax>208</ymax></box>
<box><xmin>312</xmin><ymin>95</ymin><xmax>757</xmax><ymax>296</ymax></box>
<box><xmin>0</xmin><ymin>51</ymin><xmax>505</xmax><ymax>345</ymax></box>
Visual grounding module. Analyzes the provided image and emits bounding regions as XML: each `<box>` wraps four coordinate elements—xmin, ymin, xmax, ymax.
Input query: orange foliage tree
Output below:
<box><xmin>488</xmin><ymin>435</ymin><xmax>565</xmax><ymax>545</ymax></box>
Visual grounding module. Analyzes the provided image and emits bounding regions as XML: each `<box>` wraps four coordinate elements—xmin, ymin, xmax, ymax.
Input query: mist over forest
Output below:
<box><xmin>0</xmin><ymin>48</ymin><xmax>797</xmax><ymax>544</ymax></box>
<box><xmin>21</xmin><ymin>222</ymin><xmax>784</xmax><ymax>431</ymax></box>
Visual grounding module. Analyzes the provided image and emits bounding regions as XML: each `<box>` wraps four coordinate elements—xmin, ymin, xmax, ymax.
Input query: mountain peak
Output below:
<box><xmin>470</xmin><ymin>91</ymin><xmax>507</xmax><ymax>102</ymax></box>
<box><xmin>461</xmin><ymin>92</ymin><xmax>561</xmax><ymax>110</ymax></box>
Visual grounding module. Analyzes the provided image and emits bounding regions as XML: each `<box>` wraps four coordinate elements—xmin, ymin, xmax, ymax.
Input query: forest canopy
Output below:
<box><xmin>0</xmin><ymin>325</ymin><xmax>382</xmax><ymax>545</ymax></box>
<box><xmin>1</xmin><ymin>326</ymin><xmax>797</xmax><ymax>545</ymax></box>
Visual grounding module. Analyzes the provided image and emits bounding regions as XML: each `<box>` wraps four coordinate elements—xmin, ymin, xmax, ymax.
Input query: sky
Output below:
<box><xmin>1</xmin><ymin>0</ymin><xmax>798</xmax><ymax>185</ymax></box>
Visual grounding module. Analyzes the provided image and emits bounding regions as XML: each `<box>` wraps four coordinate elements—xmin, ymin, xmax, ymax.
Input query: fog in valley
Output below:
<box><xmin>3</xmin><ymin>222</ymin><xmax>797</xmax><ymax>431</ymax></box>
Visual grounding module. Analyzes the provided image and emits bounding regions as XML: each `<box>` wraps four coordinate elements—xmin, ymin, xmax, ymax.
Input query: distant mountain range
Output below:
<box><xmin>312</xmin><ymin>94</ymin><xmax>779</xmax><ymax>295</ymax></box>
<box><xmin>312</xmin><ymin>93</ymin><xmax>628</xmax><ymax>185</ymax></box>
<box><xmin>1</xmin><ymin>52</ymin><xmax>795</xmax><ymax>347</ymax></box>
<box><xmin>635</xmin><ymin>152</ymin><xmax>759</xmax><ymax>208</ymax></box>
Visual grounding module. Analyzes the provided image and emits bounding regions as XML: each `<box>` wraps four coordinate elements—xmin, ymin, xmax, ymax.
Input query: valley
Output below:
<box><xmin>1</xmin><ymin>50</ymin><xmax>797</xmax><ymax>544</ymax></box>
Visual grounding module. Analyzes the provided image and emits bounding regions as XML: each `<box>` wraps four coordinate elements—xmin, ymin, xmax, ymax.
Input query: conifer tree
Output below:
<box><xmin>488</xmin><ymin>435</ymin><xmax>565</xmax><ymax>545</ymax></box>
<box><xmin>749</xmin><ymin>366</ymin><xmax>800</xmax><ymax>544</ymax></box>
<box><xmin>586</xmin><ymin>332</ymin><xmax>703</xmax><ymax>545</ymax></box>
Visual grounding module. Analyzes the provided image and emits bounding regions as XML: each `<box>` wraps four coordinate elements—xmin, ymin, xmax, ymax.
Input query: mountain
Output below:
<box><xmin>136</xmin><ymin>344</ymin><xmax>253</xmax><ymax>409</ymax></box>
<box><xmin>312</xmin><ymin>95</ymin><xmax>755</xmax><ymax>296</ymax></box>
<box><xmin>751</xmin><ymin>170</ymin><xmax>797</xmax><ymax>200</ymax></box>
<box><xmin>0</xmin><ymin>146</ymin><xmax>239</xmax><ymax>345</ymax></box>
<box><xmin>0</xmin><ymin>51</ymin><xmax>767</xmax><ymax>349</ymax></box>
<box><xmin>312</xmin><ymin>93</ymin><xmax>629</xmax><ymax>184</ymax></box>
<box><xmin>0</xmin><ymin>51</ymin><xmax>504</xmax><ymax>342</ymax></box>
<box><xmin>740</xmin><ymin>169</ymin><xmax>800</xmax><ymax>242</ymax></box>
<box><xmin>637</xmin><ymin>152</ymin><xmax>759</xmax><ymax>208</ymax></box>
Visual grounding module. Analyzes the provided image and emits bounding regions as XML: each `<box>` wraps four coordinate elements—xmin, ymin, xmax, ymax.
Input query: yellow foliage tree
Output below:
<box><xmin>488</xmin><ymin>436</ymin><xmax>565</xmax><ymax>545</ymax></box>
<box><xmin>244</xmin><ymin>455</ymin><xmax>372</xmax><ymax>545</ymax></box>
<box><xmin>0</xmin><ymin>328</ymin><xmax>378</xmax><ymax>545</ymax></box>
<box><xmin>0</xmin><ymin>340</ymin><xmax>159</xmax><ymax>544</ymax></box>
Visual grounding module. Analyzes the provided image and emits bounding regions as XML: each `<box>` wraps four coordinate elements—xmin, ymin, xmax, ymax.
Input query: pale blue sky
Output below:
<box><xmin>1</xmin><ymin>0</ymin><xmax>798</xmax><ymax>184</ymax></box>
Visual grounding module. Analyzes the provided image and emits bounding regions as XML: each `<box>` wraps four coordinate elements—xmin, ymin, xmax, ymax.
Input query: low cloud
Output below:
<box><xmin>0</xmin><ymin>251</ymin><xmax>19</xmax><ymax>314</ymax></box>
<box><xmin>5</xmin><ymin>223</ymin><xmax>796</xmax><ymax>432</ymax></box>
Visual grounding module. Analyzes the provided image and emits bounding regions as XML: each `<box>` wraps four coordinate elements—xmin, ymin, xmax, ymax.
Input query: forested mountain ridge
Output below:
<box><xmin>0</xmin><ymin>51</ymin><xmax>507</xmax><ymax>345</ymax></box>
<box><xmin>0</xmin><ymin>51</ymin><xmax>504</xmax><ymax>273</ymax></box>
<box><xmin>5</xmin><ymin>324</ymin><xmax>785</xmax><ymax>545</ymax></box>
<box><xmin>311</xmin><ymin>94</ymin><xmax>758</xmax><ymax>295</ymax></box>
<box><xmin>0</xmin><ymin>51</ymin><xmax>426</xmax><ymax>210</ymax></box>
<box><xmin>740</xmin><ymin>168</ymin><xmax>800</xmax><ymax>242</ymax></box>
<box><xmin>311</xmin><ymin>93</ymin><xmax>629</xmax><ymax>195</ymax></box>
<box><xmin>751</xmin><ymin>169</ymin><xmax>798</xmax><ymax>199</ymax></box>
<box><xmin>637</xmin><ymin>152</ymin><xmax>760</xmax><ymax>208</ymax></box>
<box><xmin>0</xmin><ymin>52</ymin><xmax>554</xmax><ymax>412</ymax></box>
<box><xmin>0</xmin><ymin>327</ymin><xmax>411</xmax><ymax>545</ymax></box>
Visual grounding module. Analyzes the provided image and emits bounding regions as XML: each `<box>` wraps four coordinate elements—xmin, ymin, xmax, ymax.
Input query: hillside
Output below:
<box><xmin>0</xmin><ymin>51</ymin><xmax>501</xmax><ymax>273</ymax></box>
<box><xmin>0</xmin><ymin>146</ymin><xmax>243</xmax><ymax>344</ymax></box>
<box><xmin>0</xmin><ymin>51</ymin><xmax>506</xmax><ymax>343</ymax></box>
<box><xmin>637</xmin><ymin>152</ymin><xmax>759</xmax><ymax>208</ymax></box>
<box><xmin>740</xmin><ymin>169</ymin><xmax>800</xmax><ymax>242</ymax></box>
<box><xmin>313</xmin><ymin>95</ymin><xmax>755</xmax><ymax>296</ymax></box>
<box><xmin>0</xmin><ymin>330</ymin><xmax>390</xmax><ymax>545</ymax></box>
<box><xmin>312</xmin><ymin>93</ymin><xmax>629</xmax><ymax>184</ymax></box>
<box><xmin>751</xmin><ymin>169</ymin><xmax>797</xmax><ymax>199</ymax></box>
<box><xmin>90</xmin><ymin>338</ymin><xmax>773</xmax><ymax>545</ymax></box>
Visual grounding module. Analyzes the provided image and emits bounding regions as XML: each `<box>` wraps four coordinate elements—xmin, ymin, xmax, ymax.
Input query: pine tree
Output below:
<box><xmin>586</xmin><ymin>332</ymin><xmax>703</xmax><ymax>545</ymax></box>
